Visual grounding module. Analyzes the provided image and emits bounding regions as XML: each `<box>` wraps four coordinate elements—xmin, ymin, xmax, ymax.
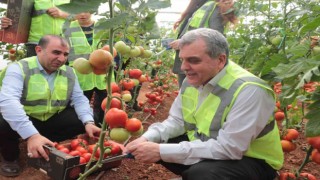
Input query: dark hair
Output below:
<box><xmin>38</xmin><ymin>35</ymin><xmax>69</xmax><ymax>49</ymax></box>
<box><xmin>180</xmin><ymin>28</ymin><xmax>229</xmax><ymax>60</ymax></box>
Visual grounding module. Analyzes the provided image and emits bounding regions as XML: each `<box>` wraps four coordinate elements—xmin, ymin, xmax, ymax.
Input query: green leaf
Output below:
<box><xmin>305</xmin><ymin>107</ymin><xmax>320</xmax><ymax>137</ymax></box>
<box><xmin>298</xmin><ymin>16</ymin><xmax>320</xmax><ymax>36</ymax></box>
<box><xmin>273</xmin><ymin>59</ymin><xmax>319</xmax><ymax>80</ymax></box>
<box><xmin>57</xmin><ymin>0</ymin><xmax>105</xmax><ymax>14</ymax></box>
<box><xmin>144</xmin><ymin>0</ymin><xmax>171</xmax><ymax>10</ymax></box>
<box><xmin>94</xmin><ymin>13</ymin><xmax>129</xmax><ymax>30</ymax></box>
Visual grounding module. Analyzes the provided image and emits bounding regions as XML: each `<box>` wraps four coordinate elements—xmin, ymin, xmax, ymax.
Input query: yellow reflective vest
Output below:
<box><xmin>181</xmin><ymin>61</ymin><xmax>284</xmax><ymax>170</ymax></box>
<box><xmin>28</xmin><ymin>0</ymin><xmax>70</xmax><ymax>43</ymax></box>
<box><xmin>16</xmin><ymin>57</ymin><xmax>75</xmax><ymax>121</ymax></box>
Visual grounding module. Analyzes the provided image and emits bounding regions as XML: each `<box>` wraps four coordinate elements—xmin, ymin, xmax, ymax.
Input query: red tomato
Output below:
<box><xmin>76</xmin><ymin>146</ymin><xmax>88</xmax><ymax>155</ymax></box>
<box><xmin>79</xmin><ymin>157</ymin><xmax>87</xmax><ymax>164</ymax></box>
<box><xmin>108</xmin><ymin>82</ymin><xmax>120</xmax><ymax>93</ymax></box>
<box><xmin>299</xmin><ymin>172</ymin><xmax>317</xmax><ymax>180</ymax></box>
<box><xmin>81</xmin><ymin>152</ymin><xmax>92</xmax><ymax>163</ymax></box>
<box><xmin>104</xmin><ymin>108</ymin><xmax>128</xmax><ymax>128</ymax></box>
<box><xmin>122</xmin><ymin>79</ymin><xmax>135</xmax><ymax>90</ymax></box>
<box><xmin>307</xmin><ymin>136</ymin><xmax>320</xmax><ymax>150</ymax></box>
<box><xmin>9</xmin><ymin>48</ymin><xmax>16</xmax><ymax>54</ymax></box>
<box><xmin>70</xmin><ymin>138</ymin><xmax>88</xmax><ymax>150</ymax></box>
<box><xmin>110</xmin><ymin>143</ymin><xmax>121</xmax><ymax>155</ymax></box>
<box><xmin>88</xmin><ymin>144</ymin><xmax>96</xmax><ymax>154</ymax></box>
<box><xmin>59</xmin><ymin>147</ymin><xmax>70</xmax><ymax>154</ymax></box>
<box><xmin>101</xmin><ymin>97</ymin><xmax>122</xmax><ymax>110</ymax></box>
<box><xmin>279</xmin><ymin>172</ymin><xmax>296</xmax><ymax>180</ymax></box>
<box><xmin>69</xmin><ymin>150</ymin><xmax>81</xmax><ymax>157</ymax></box>
<box><xmin>56</xmin><ymin>144</ymin><xmax>66</xmax><ymax>150</ymax></box>
<box><xmin>125</xmin><ymin>118</ymin><xmax>142</xmax><ymax>132</ymax></box>
<box><xmin>129</xmin><ymin>69</ymin><xmax>142</xmax><ymax>79</ymax></box>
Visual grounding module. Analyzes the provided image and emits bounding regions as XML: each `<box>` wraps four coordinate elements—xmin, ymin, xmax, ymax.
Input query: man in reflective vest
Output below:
<box><xmin>63</xmin><ymin>12</ymin><xmax>109</xmax><ymax>126</ymax></box>
<box><xmin>125</xmin><ymin>28</ymin><xmax>283</xmax><ymax>179</ymax></box>
<box><xmin>0</xmin><ymin>35</ymin><xmax>100</xmax><ymax>177</ymax></box>
<box><xmin>170</xmin><ymin>0</ymin><xmax>238</xmax><ymax>87</ymax></box>
<box><xmin>1</xmin><ymin>0</ymin><xmax>71</xmax><ymax>57</ymax></box>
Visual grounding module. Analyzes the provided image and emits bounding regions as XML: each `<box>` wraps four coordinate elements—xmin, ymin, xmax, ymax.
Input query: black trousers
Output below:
<box><xmin>0</xmin><ymin>107</ymin><xmax>85</xmax><ymax>161</ymax></box>
<box><xmin>158</xmin><ymin>135</ymin><xmax>278</xmax><ymax>180</ymax></box>
<box><xmin>84</xmin><ymin>88</ymin><xmax>107</xmax><ymax>127</ymax></box>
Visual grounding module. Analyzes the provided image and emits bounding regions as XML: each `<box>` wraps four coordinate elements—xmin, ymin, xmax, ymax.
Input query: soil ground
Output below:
<box><xmin>1</xmin><ymin>83</ymin><xmax>319</xmax><ymax>180</ymax></box>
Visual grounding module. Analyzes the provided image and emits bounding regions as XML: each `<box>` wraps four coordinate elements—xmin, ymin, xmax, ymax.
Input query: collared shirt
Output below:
<box><xmin>142</xmin><ymin>68</ymin><xmax>275</xmax><ymax>165</ymax></box>
<box><xmin>0</xmin><ymin>58</ymin><xmax>93</xmax><ymax>139</ymax></box>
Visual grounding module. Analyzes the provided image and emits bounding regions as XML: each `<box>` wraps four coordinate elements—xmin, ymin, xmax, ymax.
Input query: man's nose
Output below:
<box><xmin>181</xmin><ymin>60</ymin><xmax>189</xmax><ymax>71</ymax></box>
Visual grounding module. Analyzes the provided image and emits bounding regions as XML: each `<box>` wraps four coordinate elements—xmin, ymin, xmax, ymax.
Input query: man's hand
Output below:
<box><xmin>125</xmin><ymin>141</ymin><xmax>161</xmax><ymax>163</ymax></box>
<box><xmin>85</xmin><ymin>123</ymin><xmax>101</xmax><ymax>139</ymax></box>
<box><xmin>46</xmin><ymin>7</ymin><xmax>69</xmax><ymax>19</ymax></box>
<box><xmin>169</xmin><ymin>39</ymin><xmax>180</xmax><ymax>50</ymax></box>
<box><xmin>27</xmin><ymin>133</ymin><xmax>55</xmax><ymax>161</ymax></box>
<box><xmin>1</xmin><ymin>17</ymin><xmax>12</xmax><ymax>29</ymax></box>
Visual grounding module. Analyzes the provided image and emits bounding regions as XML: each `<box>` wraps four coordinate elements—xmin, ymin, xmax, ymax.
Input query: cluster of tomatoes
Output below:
<box><xmin>307</xmin><ymin>136</ymin><xmax>320</xmax><ymax>165</ymax></box>
<box><xmin>53</xmin><ymin>138</ymin><xmax>122</xmax><ymax>164</ymax></box>
<box><xmin>280</xmin><ymin>129</ymin><xmax>299</xmax><ymax>152</ymax></box>
<box><xmin>103</xmin><ymin>106</ymin><xmax>143</xmax><ymax>143</ymax></box>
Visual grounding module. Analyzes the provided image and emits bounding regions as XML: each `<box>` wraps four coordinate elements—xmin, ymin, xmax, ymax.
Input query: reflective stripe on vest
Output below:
<box><xmin>18</xmin><ymin>57</ymin><xmax>75</xmax><ymax>121</ymax></box>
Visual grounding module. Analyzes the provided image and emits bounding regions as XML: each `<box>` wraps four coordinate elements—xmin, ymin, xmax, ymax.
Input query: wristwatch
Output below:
<box><xmin>84</xmin><ymin>121</ymin><xmax>95</xmax><ymax>126</ymax></box>
<box><xmin>66</xmin><ymin>14</ymin><xmax>75</xmax><ymax>21</ymax></box>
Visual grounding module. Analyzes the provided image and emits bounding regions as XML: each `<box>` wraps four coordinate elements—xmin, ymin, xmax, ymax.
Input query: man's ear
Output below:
<box><xmin>218</xmin><ymin>53</ymin><xmax>227</xmax><ymax>67</ymax></box>
<box><xmin>35</xmin><ymin>46</ymin><xmax>41</xmax><ymax>53</ymax></box>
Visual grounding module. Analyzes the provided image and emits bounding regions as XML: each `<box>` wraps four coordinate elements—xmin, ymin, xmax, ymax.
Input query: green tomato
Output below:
<box><xmin>109</xmin><ymin>128</ymin><xmax>130</xmax><ymax>143</ymax></box>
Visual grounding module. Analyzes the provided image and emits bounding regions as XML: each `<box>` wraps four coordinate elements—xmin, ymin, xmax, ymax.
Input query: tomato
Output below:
<box><xmin>281</xmin><ymin>140</ymin><xmax>296</xmax><ymax>152</ymax></box>
<box><xmin>81</xmin><ymin>152</ymin><xmax>92</xmax><ymax>163</ymax></box>
<box><xmin>109</xmin><ymin>128</ymin><xmax>130</xmax><ymax>143</ymax></box>
<box><xmin>279</xmin><ymin>172</ymin><xmax>296</xmax><ymax>180</ymax></box>
<box><xmin>88</xmin><ymin>144</ymin><xmax>96</xmax><ymax>154</ymax></box>
<box><xmin>59</xmin><ymin>147</ymin><xmax>70</xmax><ymax>154</ymax></box>
<box><xmin>129</xmin><ymin>69</ymin><xmax>142</xmax><ymax>79</ymax></box>
<box><xmin>108</xmin><ymin>82</ymin><xmax>120</xmax><ymax>93</ymax></box>
<box><xmin>102</xmin><ymin>97</ymin><xmax>122</xmax><ymax>110</ymax></box>
<box><xmin>275</xmin><ymin>111</ymin><xmax>285</xmax><ymax>121</ymax></box>
<box><xmin>70</xmin><ymin>138</ymin><xmax>88</xmax><ymax>150</ymax></box>
<box><xmin>101</xmin><ymin>44</ymin><xmax>117</xmax><ymax>57</ymax></box>
<box><xmin>110</xmin><ymin>143</ymin><xmax>122</xmax><ymax>155</ymax></box>
<box><xmin>138</xmin><ymin>74</ymin><xmax>148</xmax><ymax>83</ymax></box>
<box><xmin>9</xmin><ymin>48</ymin><xmax>16</xmax><ymax>54</ymax></box>
<box><xmin>125</xmin><ymin>118</ymin><xmax>142</xmax><ymax>132</ymax></box>
<box><xmin>121</xmin><ymin>78</ymin><xmax>135</xmax><ymax>90</ymax></box>
<box><xmin>56</xmin><ymin>144</ymin><xmax>66</xmax><ymax>150</ymax></box>
<box><xmin>311</xmin><ymin>149</ymin><xmax>320</xmax><ymax>164</ymax></box>
<box><xmin>69</xmin><ymin>150</ymin><xmax>81</xmax><ymax>157</ymax></box>
<box><xmin>76</xmin><ymin>146</ymin><xmax>88</xmax><ymax>155</ymax></box>
<box><xmin>299</xmin><ymin>172</ymin><xmax>317</xmax><ymax>180</ymax></box>
<box><xmin>105</xmin><ymin>108</ymin><xmax>128</xmax><ymax>128</ymax></box>
<box><xmin>282</xmin><ymin>129</ymin><xmax>299</xmax><ymax>141</ymax></box>
<box><xmin>307</xmin><ymin>136</ymin><xmax>320</xmax><ymax>150</ymax></box>
<box><xmin>79</xmin><ymin>157</ymin><xmax>87</xmax><ymax>164</ymax></box>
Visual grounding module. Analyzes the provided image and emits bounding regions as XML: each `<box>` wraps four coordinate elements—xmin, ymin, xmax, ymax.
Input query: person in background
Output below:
<box><xmin>0</xmin><ymin>35</ymin><xmax>100</xmax><ymax>177</ymax></box>
<box><xmin>170</xmin><ymin>0</ymin><xmax>238</xmax><ymax>87</ymax></box>
<box><xmin>63</xmin><ymin>12</ymin><xmax>108</xmax><ymax>126</ymax></box>
<box><xmin>0</xmin><ymin>0</ymin><xmax>72</xmax><ymax>57</ymax></box>
<box><xmin>125</xmin><ymin>28</ymin><xmax>283</xmax><ymax>179</ymax></box>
